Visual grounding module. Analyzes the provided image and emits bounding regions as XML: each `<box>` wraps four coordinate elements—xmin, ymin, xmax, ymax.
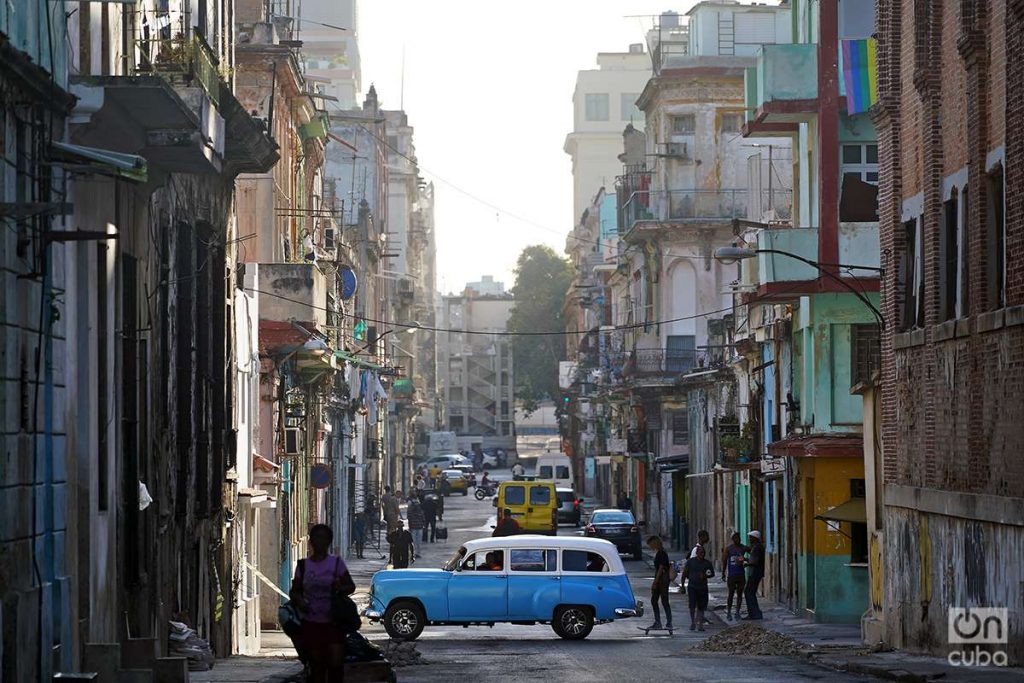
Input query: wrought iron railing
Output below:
<box><xmin>625</xmin><ymin>348</ymin><xmax>724</xmax><ymax>377</ymax></box>
<box><xmin>619</xmin><ymin>188</ymin><xmax>793</xmax><ymax>233</ymax></box>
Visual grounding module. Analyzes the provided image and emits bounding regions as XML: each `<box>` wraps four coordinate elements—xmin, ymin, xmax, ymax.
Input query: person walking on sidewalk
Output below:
<box><xmin>421</xmin><ymin>494</ymin><xmax>438</xmax><ymax>543</ymax></box>
<box><xmin>617</xmin><ymin>492</ymin><xmax>633</xmax><ymax>511</ymax></box>
<box><xmin>743</xmin><ymin>530</ymin><xmax>765</xmax><ymax>620</ymax></box>
<box><xmin>388</xmin><ymin>522</ymin><xmax>415</xmax><ymax>569</ymax></box>
<box><xmin>289</xmin><ymin>524</ymin><xmax>356</xmax><ymax>683</ymax></box>
<box><xmin>647</xmin><ymin>535</ymin><xmax>672</xmax><ymax>631</ymax></box>
<box><xmin>406</xmin><ymin>496</ymin><xmax>425</xmax><ymax>555</ymax></box>
<box><xmin>682</xmin><ymin>545</ymin><xmax>715</xmax><ymax>631</ymax></box>
<box><xmin>689</xmin><ymin>529</ymin><xmax>710</xmax><ymax>558</ymax></box>
<box><xmin>382</xmin><ymin>487</ymin><xmax>401</xmax><ymax>532</ymax></box>
<box><xmin>352</xmin><ymin>512</ymin><xmax>367</xmax><ymax>559</ymax></box>
<box><xmin>721</xmin><ymin>532</ymin><xmax>749</xmax><ymax>620</ymax></box>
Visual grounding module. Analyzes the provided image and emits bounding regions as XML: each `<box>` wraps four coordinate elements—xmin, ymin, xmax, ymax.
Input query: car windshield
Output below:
<box><xmin>591</xmin><ymin>510</ymin><xmax>635</xmax><ymax>524</ymax></box>
<box><xmin>556</xmin><ymin>491</ymin><xmax>575</xmax><ymax>503</ymax></box>
<box><xmin>443</xmin><ymin>546</ymin><xmax>467</xmax><ymax>571</ymax></box>
<box><xmin>443</xmin><ymin>470</ymin><xmax>463</xmax><ymax>477</ymax></box>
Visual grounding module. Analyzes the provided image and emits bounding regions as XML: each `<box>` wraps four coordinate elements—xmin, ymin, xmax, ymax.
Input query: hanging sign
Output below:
<box><xmin>340</xmin><ymin>266</ymin><xmax>358</xmax><ymax>300</ymax></box>
<box><xmin>310</xmin><ymin>462</ymin><xmax>332</xmax><ymax>489</ymax></box>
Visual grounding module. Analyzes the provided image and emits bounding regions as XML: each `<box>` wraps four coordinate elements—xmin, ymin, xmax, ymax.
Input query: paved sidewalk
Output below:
<box><xmin>190</xmin><ymin>632</ymin><xmax>302</xmax><ymax>683</ymax></box>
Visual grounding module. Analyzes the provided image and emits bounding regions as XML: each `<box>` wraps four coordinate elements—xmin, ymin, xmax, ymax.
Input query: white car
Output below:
<box><xmin>421</xmin><ymin>454</ymin><xmax>473</xmax><ymax>473</ymax></box>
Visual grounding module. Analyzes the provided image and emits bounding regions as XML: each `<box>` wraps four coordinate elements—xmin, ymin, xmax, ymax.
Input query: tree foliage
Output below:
<box><xmin>507</xmin><ymin>245</ymin><xmax>573</xmax><ymax>416</ymax></box>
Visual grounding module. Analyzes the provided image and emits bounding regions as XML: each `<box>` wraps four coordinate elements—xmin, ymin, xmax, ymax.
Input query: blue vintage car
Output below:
<box><xmin>363</xmin><ymin>536</ymin><xmax>643</xmax><ymax>640</ymax></box>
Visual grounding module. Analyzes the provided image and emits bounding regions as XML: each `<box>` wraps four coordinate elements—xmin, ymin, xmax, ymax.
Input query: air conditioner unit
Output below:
<box><xmin>665</xmin><ymin>142</ymin><xmax>689</xmax><ymax>158</ymax></box>
<box><xmin>283</xmin><ymin>428</ymin><xmax>301</xmax><ymax>455</ymax></box>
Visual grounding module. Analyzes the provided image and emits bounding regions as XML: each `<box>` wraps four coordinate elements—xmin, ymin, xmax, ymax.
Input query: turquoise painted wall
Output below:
<box><xmin>800</xmin><ymin>554</ymin><xmax>870</xmax><ymax>623</ymax></box>
<box><xmin>734</xmin><ymin>480</ymin><xmax>750</xmax><ymax>538</ymax></box>
<box><xmin>793</xmin><ymin>293</ymin><xmax>879</xmax><ymax>432</ymax></box>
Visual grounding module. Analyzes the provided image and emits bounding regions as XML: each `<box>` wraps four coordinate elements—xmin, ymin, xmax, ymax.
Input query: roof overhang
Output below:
<box><xmin>815</xmin><ymin>498</ymin><xmax>867</xmax><ymax>524</ymax></box>
<box><xmin>767</xmin><ymin>433</ymin><xmax>864</xmax><ymax>458</ymax></box>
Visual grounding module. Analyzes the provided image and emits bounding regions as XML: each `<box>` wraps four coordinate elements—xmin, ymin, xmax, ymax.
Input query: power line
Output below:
<box><xmin>325</xmin><ymin>101</ymin><xmax>691</xmax><ymax>257</ymax></box>
<box><xmin>244</xmin><ymin>286</ymin><xmax>739</xmax><ymax>337</ymax></box>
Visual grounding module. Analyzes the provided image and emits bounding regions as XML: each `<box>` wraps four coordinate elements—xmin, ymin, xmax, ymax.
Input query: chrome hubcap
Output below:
<box><xmin>392</xmin><ymin>609</ymin><xmax>418</xmax><ymax>635</ymax></box>
<box><xmin>561</xmin><ymin>609</ymin><xmax>586</xmax><ymax>635</ymax></box>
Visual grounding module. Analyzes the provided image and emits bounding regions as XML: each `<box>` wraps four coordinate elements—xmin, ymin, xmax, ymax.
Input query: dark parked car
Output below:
<box><xmin>584</xmin><ymin>509</ymin><xmax>643</xmax><ymax>560</ymax></box>
<box><xmin>556</xmin><ymin>487</ymin><xmax>581</xmax><ymax>526</ymax></box>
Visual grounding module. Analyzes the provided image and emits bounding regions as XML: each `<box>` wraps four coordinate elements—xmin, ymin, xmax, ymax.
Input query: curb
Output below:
<box><xmin>810</xmin><ymin>656</ymin><xmax>931</xmax><ymax>683</ymax></box>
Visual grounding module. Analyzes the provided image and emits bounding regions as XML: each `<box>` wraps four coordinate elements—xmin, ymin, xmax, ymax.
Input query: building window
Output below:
<box><xmin>986</xmin><ymin>164</ymin><xmax>1005</xmax><ymax>310</ymax></box>
<box><xmin>721</xmin><ymin>113</ymin><xmax>743</xmax><ymax>134</ymax></box>
<box><xmin>900</xmin><ymin>217</ymin><xmax>924</xmax><ymax>329</ymax></box>
<box><xmin>671</xmin><ymin>413</ymin><xmax>688</xmax><ymax>445</ymax></box>
<box><xmin>450</xmin><ymin>416</ymin><xmax>464</xmax><ymax>430</ymax></box>
<box><xmin>941</xmin><ymin>187</ymin><xmax>969</xmax><ymax>321</ymax></box>
<box><xmin>670</xmin><ymin>114</ymin><xmax>696</xmax><ymax>135</ymax></box>
<box><xmin>841</xmin><ymin>144</ymin><xmax>879</xmax><ymax>184</ymax></box>
<box><xmin>620</xmin><ymin>93</ymin><xmax>641</xmax><ymax>122</ymax></box>
<box><xmin>851</xmin><ymin>324</ymin><xmax>880</xmax><ymax>385</ymax></box>
<box><xmin>585</xmin><ymin>93</ymin><xmax>610</xmax><ymax>121</ymax></box>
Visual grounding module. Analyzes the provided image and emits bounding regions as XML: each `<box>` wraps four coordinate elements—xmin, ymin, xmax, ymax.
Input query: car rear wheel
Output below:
<box><xmin>383</xmin><ymin>601</ymin><xmax>425</xmax><ymax>641</ymax></box>
<box><xmin>552</xmin><ymin>605</ymin><xmax>594</xmax><ymax>640</ymax></box>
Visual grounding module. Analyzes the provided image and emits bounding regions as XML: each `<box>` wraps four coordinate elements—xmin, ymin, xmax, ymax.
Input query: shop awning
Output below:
<box><xmin>655</xmin><ymin>453</ymin><xmax>689</xmax><ymax>473</ymax></box>
<box><xmin>335</xmin><ymin>350</ymin><xmax>384</xmax><ymax>371</ymax></box>
<box><xmin>51</xmin><ymin>141</ymin><xmax>148</xmax><ymax>182</ymax></box>
<box><xmin>767</xmin><ymin>433</ymin><xmax>863</xmax><ymax>458</ymax></box>
<box><xmin>815</xmin><ymin>498</ymin><xmax>867</xmax><ymax>525</ymax></box>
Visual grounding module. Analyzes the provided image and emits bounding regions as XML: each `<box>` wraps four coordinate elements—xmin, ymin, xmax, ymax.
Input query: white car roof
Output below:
<box><xmin>460</xmin><ymin>536</ymin><xmax>626</xmax><ymax>572</ymax></box>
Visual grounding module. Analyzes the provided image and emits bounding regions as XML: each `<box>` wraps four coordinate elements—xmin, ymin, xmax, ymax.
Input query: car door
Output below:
<box><xmin>507</xmin><ymin>548</ymin><xmax>560</xmax><ymax>620</ymax></box>
<box><xmin>559</xmin><ymin>549</ymin><xmax>621</xmax><ymax>619</ymax></box>
<box><xmin>525</xmin><ymin>484</ymin><xmax>555</xmax><ymax>532</ymax></box>
<box><xmin>447</xmin><ymin>550</ymin><xmax>508</xmax><ymax>621</ymax></box>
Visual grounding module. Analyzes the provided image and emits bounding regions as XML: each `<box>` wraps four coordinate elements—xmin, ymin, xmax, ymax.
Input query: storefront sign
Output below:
<box><xmin>607</xmin><ymin>437</ymin><xmax>626</xmax><ymax>453</ymax></box>
<box><xmin>761</xmin><ymin>458</ymin><xmax>785</xmax><ymax>474</ymax></box>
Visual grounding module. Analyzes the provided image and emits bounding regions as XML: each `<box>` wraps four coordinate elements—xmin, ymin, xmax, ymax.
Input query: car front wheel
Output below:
<box><xmin>383</xmin><ymin>601</ymin><xmax>425</xmax><ymax>641</ymax></box>
<box><xmin>552</xmin><ymin>605</ymin><xmax>594</xmax><ymax>640</ymax></box>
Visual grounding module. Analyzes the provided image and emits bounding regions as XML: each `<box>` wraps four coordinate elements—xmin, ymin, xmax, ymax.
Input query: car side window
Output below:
<box><xmin>538</xmin><ymin>465</ymin><xmax>553</xmax><ymax>478</ymax></box>
<box><xmin>464</xmin><ymin>550</ymin><xmax>504</xmax><ymax>572</ymax></box>
<box><xmin>509</xmin><ymin>549</ymin><xmax>557</xmax><ymax>572</ymax></box>
<box><xmin>555</xmin><ymin>466</ymin><xmax>570</xmax><ymax>479</ymax></box>
<box><xmin>529</xmin><ymin>486</ymin><xmax>551</xmax><ymax>505</ymax></box>
<box><xmin>563</xmin><ymin>550</ymin><xmax>610</xmax><ymax>573</ymax></box>
<box><xmin>504</xmin><ymin>486</ymin><xmax>525</xmax><ymax>505</ymax></box>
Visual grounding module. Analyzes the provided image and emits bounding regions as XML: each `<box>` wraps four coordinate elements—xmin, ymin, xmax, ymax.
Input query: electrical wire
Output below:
<box><xmin>246</xmin><ymin>285</ymin><xmax>739</xmax><ymax>337</ymax></box>
<box><xmin>325</xmin><ymin>102</ymin><xmax>718</xmax><ymax>259</ymax></box>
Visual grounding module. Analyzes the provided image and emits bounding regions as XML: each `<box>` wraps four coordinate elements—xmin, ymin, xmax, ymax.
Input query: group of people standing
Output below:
<box><xmin>377</xmin><ymin>485</ymin><xmax>447</xmax><ymax>570</ymax></box>
<box><xmin>646</xmin><ymin>529</ymin><xmax>766</xmax><ymax>632</ymax></box>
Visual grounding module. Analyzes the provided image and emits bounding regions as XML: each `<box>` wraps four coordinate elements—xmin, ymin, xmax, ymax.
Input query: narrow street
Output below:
<box><xmin>281</xmin><ymin>488</ymin><xmax>872</xmax><ymax>682</ymax></box>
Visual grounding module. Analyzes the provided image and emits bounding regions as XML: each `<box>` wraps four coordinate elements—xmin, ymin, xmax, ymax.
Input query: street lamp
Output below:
<box><xmin>354</xmin><ymin>320</ymin><xmax>421</xmax><ymax>355</ymax></box>
<box><xmin>713</xmin><ymin>246</ymin><xmax>885</xmax><ymax>329</ymax></box>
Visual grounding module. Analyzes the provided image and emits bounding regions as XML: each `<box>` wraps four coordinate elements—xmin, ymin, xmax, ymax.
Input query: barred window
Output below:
<box><xmin>851</xmin><ymin>325</ymin><xmax>880</xmax><ymax>385</ymax></box>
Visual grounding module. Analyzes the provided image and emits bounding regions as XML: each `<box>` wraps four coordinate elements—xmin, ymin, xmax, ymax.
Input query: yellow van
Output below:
<box><xmin>494</xmin><ymin>481</ymin><xmax>558</xmax><ymax>535</ymax></box>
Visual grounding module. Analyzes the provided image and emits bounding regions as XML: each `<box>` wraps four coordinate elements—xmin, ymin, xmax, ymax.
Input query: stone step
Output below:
<box><xmin>83</xmin><ymin>643</ymin><xmax>121</xmax><ymax>683</ymax></box>
<box><xmin>121</xmin><ymin>637</ymin><xmax>158</xmax><ymax>670</ymax></box>
<box><xmin>154</xmin><ymin>657</ymin><xmax>188</xmax><ymax>683</ymax></box>
<box><xmin>115</xmin><ymin>670</ymin><xmax>153</xmax><ymax>683</ymax></box>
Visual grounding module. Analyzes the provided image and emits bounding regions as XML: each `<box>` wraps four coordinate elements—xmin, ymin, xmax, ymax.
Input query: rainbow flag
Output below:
<box><xmin>842</xmin><ymin>38</ymin><xmax>878</xmax><ymax>115</ymax></box>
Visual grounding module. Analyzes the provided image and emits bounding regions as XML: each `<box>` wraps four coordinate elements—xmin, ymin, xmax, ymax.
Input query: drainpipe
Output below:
<box><xmin>817</xmin><ymin>0</ymin><xmax>840</xmax><ymax>276</ymax></box>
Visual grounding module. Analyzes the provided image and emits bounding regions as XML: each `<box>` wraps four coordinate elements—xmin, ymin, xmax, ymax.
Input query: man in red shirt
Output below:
<box><xmin>492</xmin><ymin>509</ymin><xmax>521</xmax><ymax>537</ymax></box>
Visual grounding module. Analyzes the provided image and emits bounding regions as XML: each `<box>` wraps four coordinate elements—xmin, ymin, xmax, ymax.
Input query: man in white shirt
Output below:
<box><xmin>512</xmin><ymin>462</ymin><xmax>526</xmax><ymax>480</ymax></box>
<box><xmin>689</xmin><ymin>529</ymin><xmax>710</xmax><ymax>559</ymax></box>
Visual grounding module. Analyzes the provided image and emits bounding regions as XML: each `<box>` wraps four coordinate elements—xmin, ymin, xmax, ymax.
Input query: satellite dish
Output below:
<box><xmin>340</xmin><ymin>266</ymin><xmax>358</xmax><ymax>300</ymax></box>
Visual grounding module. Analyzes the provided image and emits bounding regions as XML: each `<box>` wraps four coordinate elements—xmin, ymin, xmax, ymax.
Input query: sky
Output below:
<box><xmin>358</xmin><ymin>1</ymin><xmax>694</xmax><ymax>294</ymax></box>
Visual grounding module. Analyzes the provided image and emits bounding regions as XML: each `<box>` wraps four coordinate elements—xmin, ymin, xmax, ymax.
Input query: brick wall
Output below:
<box><xmin>877</xmin><ymin>0</ymin><xmax>1024</xmax><ymax>658</ymax></box>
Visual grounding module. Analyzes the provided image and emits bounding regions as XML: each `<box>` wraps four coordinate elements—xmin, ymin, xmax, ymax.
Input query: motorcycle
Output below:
<box><xmin>474</xmin><ymin>482</ymin><xmax>498</xmax><ymax>500</ymax></box>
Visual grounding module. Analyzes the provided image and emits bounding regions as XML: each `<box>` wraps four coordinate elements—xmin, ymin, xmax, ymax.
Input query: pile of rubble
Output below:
<box><xmin>692</xmin><ymin>623</ymin><xmax>806</xmax><ymax>657</ymax></box>
<box><xmin>382</xmin><ymin>640</ymin><xmax>427</xmax><ymax>667</ymax></box>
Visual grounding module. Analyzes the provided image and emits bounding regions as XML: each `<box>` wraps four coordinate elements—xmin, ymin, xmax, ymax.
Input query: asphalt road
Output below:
<box><xmin>347</xmin><ymin>481</ymin><xmax>871</xmax><ymax>683</ymax></box>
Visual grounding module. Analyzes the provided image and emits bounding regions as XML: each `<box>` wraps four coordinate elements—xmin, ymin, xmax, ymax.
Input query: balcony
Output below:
<box><xmin>258</xmin><ymin>263</ymin><xmax>329</xmax><ymax>330</ymax></box>
<box><xmin>622</xmin><ymin>348</ymin><xmax>719</xmax><ymax>386</ymax></box>
<box><xmin>69</xmin><ymin>9</ymin><xmax>277</xmax><ymax>177</ymax></box>
<box><xmin>619</xmin><ymin>189</ymin><xmax>792</xmax><ymax>236</ymax></box>
<box><xmin>744</xmin><ymin>44</ymin><xmax>818</xmax><ymax>135</ymax></box>
<box><xmin>749</xmin><ymin>223</ymin><xmax>880</xmax><ymax>297</ymax></box>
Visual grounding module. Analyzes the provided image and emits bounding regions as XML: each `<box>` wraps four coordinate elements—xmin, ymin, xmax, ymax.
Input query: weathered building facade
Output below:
<box><xmin>874</xmin><ymin>0</ymin><xmax>1023</xmax><ymax>660</ymax></box>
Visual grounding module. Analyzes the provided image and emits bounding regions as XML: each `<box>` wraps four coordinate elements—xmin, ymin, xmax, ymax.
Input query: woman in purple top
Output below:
<box><xmin>290</xmin><ymin>524</ymin><xmax>356</xmax><ymax>682</ymax></box>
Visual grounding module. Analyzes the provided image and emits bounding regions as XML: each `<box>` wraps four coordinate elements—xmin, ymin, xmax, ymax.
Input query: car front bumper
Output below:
<box><xmin>362</xmin><ymin>608</ymin><xmax>382</xmax><ymax>620</ymax></box>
